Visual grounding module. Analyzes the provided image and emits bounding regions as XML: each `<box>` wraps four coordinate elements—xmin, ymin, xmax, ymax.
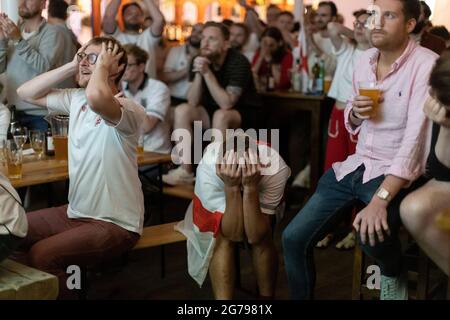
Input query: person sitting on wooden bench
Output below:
<box><xmin>176</xmin><ymin>133</ymin><xmax>291</xmax><ymax>299</ymax></box>
<box><xmin>0</xmin><ymin>171</ymin><xmax>27</xmax><ymax>263</ymax></box>
<box><xmin>400</xmin><ymin>51</ymin><xmax>450</xmax><ymax>276</ymax></box>
<box><xmin>15</xmin><ymin>37</ymin><xmax>146</xmax><ymax>299</ymax></box>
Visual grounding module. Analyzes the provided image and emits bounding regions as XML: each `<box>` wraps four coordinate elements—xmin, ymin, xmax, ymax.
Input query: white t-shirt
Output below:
<box><xmin>242</xmin><ymin>32</ymin><xmax>259</xmax><ymax>63</ymax></box>
<box><xmin>309</xmin><ymin>33</ymin><xmax>337</xmax><ymax>78</ymax></box>
<box><xmin>0</xmin><ymin>103</ymin><xmax>10</xmax><ymax>142</ymax></box>
<box><xmin>109</xmin><ymin>28</ymin><xmax>160</xmax><ymax>79</ymax></box>
<box><xmin>122</xmin><ymin>77</ymin><xmax>172</xmax><ymax>154</ymax></box>
<box><xmin>163</xmin><ymin>44</ymin><xmax>190</xmax><ymax>100</ymax></box>
<box><xmin>0</xmin><ymin>171</ymin><xmax>27</xmax><ymax>237</ymax></box>
<box><xmin>176</xmin><ymin>141</ymin><xmax>291</xmax><ymax>286</ymax></box>
<box><xmin>327</xmin><ymin>41</ymin><xmax>365</xmax><ymax>104</ymax></box>
<box><xmin>46</xmin><ymin>89</ymin><xmax>146</xmax><ymax>234</ymax></box>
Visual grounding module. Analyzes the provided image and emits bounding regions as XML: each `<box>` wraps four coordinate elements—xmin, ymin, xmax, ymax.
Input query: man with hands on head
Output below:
<box><xmin>163</xmin><ymin>22</ymin><xmax>260</xmax><ymax>186</ymax></box>
<box><xmin>283</xmin><ymin>0</ymin><xmax>439</xmax><ymax>300</ymax></box>
<box><xmin>16</xmin><ymin>37</ymin><xmax>146</xmax><ymax>299</ymax></box>
<box><xmin>176</xmin><ymin>134</ymin><xmax>290</xmax><ymax>299</ymax></box>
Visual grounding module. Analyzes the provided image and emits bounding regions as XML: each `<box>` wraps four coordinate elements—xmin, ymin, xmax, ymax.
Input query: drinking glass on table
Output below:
<box><xmin>30</xmin><ymin>130</ymin><xmax>45</xmax><ymax>160</ymax></box>
<box><xmin>11</xmin><ymin>124</ymin><xmax>28</xmax><ymax>149</ymax></box>
<box><xmin>5</xmin><ymin>140</ymin><xmax>23</xmax><ymax>179</ymax></box>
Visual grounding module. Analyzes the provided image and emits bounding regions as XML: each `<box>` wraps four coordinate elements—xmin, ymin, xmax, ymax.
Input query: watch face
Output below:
<box><xmin>378</xmin><ymin>188</ymin><xmax>388</xmax><ymax>199</ymax></box>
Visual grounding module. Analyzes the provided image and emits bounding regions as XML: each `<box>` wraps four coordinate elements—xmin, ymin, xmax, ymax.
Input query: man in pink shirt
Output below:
<box><xmin>282</xmin><ymin>0</ymin><xmax>438</xmax><ymax>300</ymax></box>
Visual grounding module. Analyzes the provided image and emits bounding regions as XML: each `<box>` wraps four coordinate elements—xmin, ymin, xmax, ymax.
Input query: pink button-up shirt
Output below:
<box><xmin>333</xmin><ymin>39</ymin><xmax>438</xmax><ymax>184</ymax></box>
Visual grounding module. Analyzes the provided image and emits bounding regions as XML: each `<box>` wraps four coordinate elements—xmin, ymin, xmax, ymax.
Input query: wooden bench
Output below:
<box><xmin>133</xmin><ymin>221</ymin><xmax>186</xmax><ymax>250</ymax></box>
<box><xmin>163</xmin><ymin>185</ymin><xmax>194</xmax><ymax>200</ymax></box>
<box><xmin>0</xmin><ymin>259</ymin><xmax>58</xmax><ymax>300</ymax></box>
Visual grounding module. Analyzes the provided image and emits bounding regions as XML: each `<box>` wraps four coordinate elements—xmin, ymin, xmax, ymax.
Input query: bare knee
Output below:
<box><xmin>212</xmin><ymin>109</ymin><xmax>240</xmax><ymax>129</ymax></box>
<box><xmin>400</xmin><ymin>194</ymin><xmax>428</xmax><ymax>227</ymax></box>
<box><xmin>174</xmin><ymin>103</ymin><xmax>195</xmax><ymax>122</ymax></box>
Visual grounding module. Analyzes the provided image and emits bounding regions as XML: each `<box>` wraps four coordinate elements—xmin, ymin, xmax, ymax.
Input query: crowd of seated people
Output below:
<box><xmin>0</xmin><ymin>0</ymin><xmax>449</xmax><ymax>301</ymax></box>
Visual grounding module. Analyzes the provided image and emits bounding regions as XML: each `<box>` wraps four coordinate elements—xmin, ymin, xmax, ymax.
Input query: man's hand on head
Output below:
<box><xmin>96</xmin><ymin>41</ymin><xmax>125</xmax><ymax>78</ymax></box>
<box><xmin>242</xmin><ymin>149</ymin><xmax>261</xmax><ymax>190</ymax></box>
<box><xmin>216</xmin><ymin>150</ymin><xmax>242</xmax><ymax>189</ymax></box>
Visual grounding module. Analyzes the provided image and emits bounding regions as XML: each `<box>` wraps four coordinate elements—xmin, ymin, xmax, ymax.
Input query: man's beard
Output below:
<box><xmin>124</xmin><ymin>22</ymin><xmax>141</xmax><ymax>32</ymax></box>
<box><xmin>201</xmin><ymin>49</ymin><xmax>220</xmax><ymax>62</ymax></box>
<box><xmin>189</xmin><ymin>37</ymin><xmax>201</xmax><ymax>48</ymax></box>
<box><xmin>412</xmin><ymin>20</ymin><xmax>426</xmax><ymax>35</ymax></box>
<box><xmin>230</xmin><ymin>42</ymin><xmax>243</xmax><ymax>51</ymax></box>
<box><xmin>19</xmin><ymin>8</ymin><xmax>40</xmax><ymax>19</ymax></box>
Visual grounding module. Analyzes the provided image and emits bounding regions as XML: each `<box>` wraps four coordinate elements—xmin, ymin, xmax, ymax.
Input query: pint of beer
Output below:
<box><xmin>358</xmin><ymin>81</ymin><xmax>381</xmax><ymax>118</ymax></box>
<box><xmin>50</xmin><ymin>115</ymin><xmax>69</xmax><ymax>161</ymax></box>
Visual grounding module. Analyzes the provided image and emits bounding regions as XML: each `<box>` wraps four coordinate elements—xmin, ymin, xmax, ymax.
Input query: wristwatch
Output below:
<box><xmin>376</xmin><ymin>187</ymin><xmax>392</xmax><ymax>202</ymax></box>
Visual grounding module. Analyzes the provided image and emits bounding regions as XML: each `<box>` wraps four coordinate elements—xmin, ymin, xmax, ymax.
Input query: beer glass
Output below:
<box><xmin>5</xmin><ymin>140</ymin><xmax>23</xmax><ymax>179</ymax></box>
<box><xmin>50</xmin><ymin>115</ymin><xmax>69</xmax><ymax>161</ymax></box>
<box><xmin>358</xmin><ymin>81</ymin><xmax>381</xmax><ymax>118</ymax></box>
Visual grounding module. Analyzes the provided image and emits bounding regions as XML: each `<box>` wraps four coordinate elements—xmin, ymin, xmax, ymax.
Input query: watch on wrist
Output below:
<box><xmin>376</xmin><ymin>187</ymin><xmax>391</xmax><ymax>202</ymax></box>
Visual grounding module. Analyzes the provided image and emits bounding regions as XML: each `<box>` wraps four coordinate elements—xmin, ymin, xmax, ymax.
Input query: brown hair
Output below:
<box><xmin>123</xmin><ymin>44</ymin><xmax>148</xmax><ymax>65</ymax></box>
<box><xmin>398</xmin><ymin>0</ymin><xmax>421</xmax><ymax>21</ymax></box>
<box><xmin>429</xmin><ymin>50</ymin><xmax>450</xmax><ymax>106</ymax></box>
<box><xmin>85</xmin><ymin>36</ymin><xmax>128</xmax><ymax>85</ymax></box>
<box><xmin>203</xmin><ymin>21</ymin><xmax>230</xmax><ymax>41</ymax></box>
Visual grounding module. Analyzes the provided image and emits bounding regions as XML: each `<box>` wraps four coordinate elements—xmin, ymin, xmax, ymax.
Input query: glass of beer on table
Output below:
<box><xmin>5</xmin><ymin>140</ymin><xmax>23</xmax><ymax>179</ymax></box>
<box><xmin>137</xmin><ymin>134</ymin><xmax>144</xmax><ymax>154</ymax></box>
<box><xmin>50</xmin><ymin>115</ymin><xmax>69</xmax><ymax>161</ymax></box>
<box><xmin>358</xmin><ymin>81</ymin><xmax>381</xmax><ymax>118</ymax></box>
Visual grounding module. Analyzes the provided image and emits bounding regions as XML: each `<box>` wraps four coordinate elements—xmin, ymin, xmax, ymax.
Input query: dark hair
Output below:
<box><xmin>420</xmin><ymin>1</ymin><xmax>432</xmax><ymax>19</ymax></box>
<box><xmin>267</xmin><ymin>4</ymin><xmax>281</xmax><ymax>11</ymax></box>
<box><xmin>121</xmin><ymin>2</ymin><xmax>143</xmax><ymax>17</ymax></box>
<box><xmin>353</xmin><ymin>9</ymin><xmax>370</xmax><ymax>19</ymax></box>
<box><xmin>429</xmin><ymin>26</ymin><xmax>450</xmax><ymax>41</ymax></box>
<box><xmin>278</xmin><ymin>11</ymin><xmax>294</xmax><ymax>20</ymax></box>
<box><xmin>399</xmin><ymin>0</ymin><xmax>421</xmax><ymax>21</ymax></box>
<box><xmin>203</xmin><ymin>21</ymin><xmax>230</xmax><ymax>41</ymax></box>
<box><xmin>319</xmin><ymin>1</ymin><xmax>338</xmax><ymax>17</ymax></box>
<box><xmin>293</xmin><ymin>22</ymin><xmax>301</xmax><ymax>32</ymax></box>
<box><xmin>123</xmin><ymin>44</ymin><xmax>148</xmax><ymax>65</ymax></box>
<box><xmin>86</xmin><ymin>37</ymin><xmax>128</xmax><ymax>85</ymax></box>
<box><xmin>260</xmin><ymin>27</ymin><xmax>287</xmax><ymax>64</ymax></box>
<box><xmin>231</xmin><ymin>23</ymin><xmax>249</xmax><ymax>38</ymax></box>
<box><xmin>429</xmin><ymin>51</ymin><xmax>450</xmax><ymax>106</ymax></box>
<box><xmin>222</xmin><ymin>19</ymin><xmax>233</xmax><ymax>28</ymax></box>
<box><xmin>48</xmin><ymin>0</ymin><xmax>68</xmax><ymax>20</ymax></box>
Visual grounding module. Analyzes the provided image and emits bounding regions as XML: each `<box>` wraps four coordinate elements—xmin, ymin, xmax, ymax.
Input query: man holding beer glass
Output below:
<box><xmin>16</xmin><ymin>37</ymin><xmax>146</xmax><ymax>299</ymax></box>
<box><xmin>283</xmin><ymin>0</ymin><xmax>439</xmax><ymax>300</ymax></box>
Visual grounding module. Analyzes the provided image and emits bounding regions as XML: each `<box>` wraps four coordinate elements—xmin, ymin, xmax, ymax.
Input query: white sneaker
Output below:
<box><xmin>292</xmin><ymin>164</ymin><xmax>310</xmax><ymax>188</ymax></box>
<box><xmin>162</xmin><ymin>166</ymin><xmax>195</xmax><ymax>185</ymax></box>
<box><xmin>380</xmin><ymin>274</ymin><xmax>408</xmax><ymax>300</ymax></box>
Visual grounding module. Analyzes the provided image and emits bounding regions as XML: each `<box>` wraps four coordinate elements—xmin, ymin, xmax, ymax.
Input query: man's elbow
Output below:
<box><xmin>86</xmin><ymin>89</ymin><xmax>108</xmax><ymax>112</ymax></box>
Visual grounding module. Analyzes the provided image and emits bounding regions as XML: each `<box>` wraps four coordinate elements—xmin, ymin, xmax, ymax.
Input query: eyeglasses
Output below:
<box><xmin>126</xmin><ymin>63</ymin><xmax>138</xmax><ymax>68</ymax></box>
<box><xmin>76</xmin><ymin>52</ymin><xmax>98</xmax><ymax>65</ymax></box>
<box><xmin>353</xmin><ymin>20</ymin><xmax>367</xmax><ymax>29</ymax></box>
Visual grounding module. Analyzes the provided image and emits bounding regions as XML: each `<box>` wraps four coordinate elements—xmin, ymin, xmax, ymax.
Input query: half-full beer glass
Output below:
<box><xmin>50</xmin><ymin>115</ymin><xmax>69</xmax><ymax>161</ymax></box>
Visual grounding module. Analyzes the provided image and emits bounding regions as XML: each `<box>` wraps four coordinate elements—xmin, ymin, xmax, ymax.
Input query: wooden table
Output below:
<box><xmin>0</xmin><ymin>151</ymin><xmax>172</xmax><ymax>189</ymax></box>
<box><xmin>0</xmin><ymin>259</ymin><xmax>58</xmax><ymax>300</ymax></box>
<box><xmin>260</xmin><ymin>91</ymin><xmax>325</xmax><ymax>191</ymax></box>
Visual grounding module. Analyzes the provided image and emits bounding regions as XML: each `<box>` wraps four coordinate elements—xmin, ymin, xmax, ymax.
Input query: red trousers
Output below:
<box><xmin>324</xmin><ymin>105</ymin><xmax>358</xmax><ymax>172</ymax></box>
<box><xmin>20</xmin><ymin>205</ymin><xmax>140</xmax><ymax>299</ymax></box>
